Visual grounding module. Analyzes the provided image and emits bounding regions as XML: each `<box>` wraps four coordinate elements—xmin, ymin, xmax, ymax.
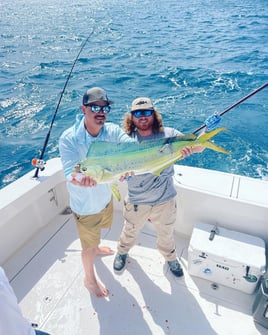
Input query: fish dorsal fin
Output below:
<box><xmin>87</xmin><ymin>141</ymin><xmax>121</xmax><ymax>157</ymax></box>
<box><xmin>87</xmin><ymin>140</ymin><xmax>162</xmax><ymax>157</ymax></box>
<box><xmin>172</xmin><ymin>134</ymin><xmax>197</xmax><ymax>141</ymax></box>
<box><xmin>87</xmin><ymin>134</ymin><xmax>197</xmax><ymax>158</ymax></box>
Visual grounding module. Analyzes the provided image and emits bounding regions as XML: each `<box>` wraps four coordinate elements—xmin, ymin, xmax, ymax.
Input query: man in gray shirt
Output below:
<box><xmin>113</xmin><ymin>97</ymin><xmax>203</xmax><ymax>277</ymax></box>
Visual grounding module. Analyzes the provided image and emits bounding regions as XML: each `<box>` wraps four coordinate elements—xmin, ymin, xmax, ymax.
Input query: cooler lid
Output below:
<box><xmin>189</xmin><ymin>223</ymin><xmax>266</xmax><ymax>268</ymax></box>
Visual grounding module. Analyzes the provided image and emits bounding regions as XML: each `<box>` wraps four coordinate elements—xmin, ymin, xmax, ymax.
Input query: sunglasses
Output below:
<box><xmin>86</xmin><ymin>104</ymin><xmax>111</xmax><ymax>114</ymax></box>
<box><xmin>132</xmin><ymin>110</ymin><xmax>154</xmax><ymax>118</ymax></box>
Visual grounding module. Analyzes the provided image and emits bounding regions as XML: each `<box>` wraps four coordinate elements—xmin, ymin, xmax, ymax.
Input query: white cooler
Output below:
<box><xmin>188</xmin><ymin>223</ymin><xmax>266</xmax><ymax>294</ymax></box>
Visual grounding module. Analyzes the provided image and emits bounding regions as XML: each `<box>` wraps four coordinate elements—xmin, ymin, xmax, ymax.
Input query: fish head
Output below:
<box><xmin>79</xmin><ymin>164</ymin><xmax>104</xmax><ymax>182</ymax></box>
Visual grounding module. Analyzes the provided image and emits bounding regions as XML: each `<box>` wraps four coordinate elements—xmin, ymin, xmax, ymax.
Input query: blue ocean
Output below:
<box><xmin>0</xmin><ymin>0</ymin><xmax>267</xmax><ymax>189</ymax></box>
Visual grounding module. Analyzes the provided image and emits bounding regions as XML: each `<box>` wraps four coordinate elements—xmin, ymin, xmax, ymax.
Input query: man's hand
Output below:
<box><xmin>70</xmin><ymin>172</ymin><xmax>97</xmax><ymax>187</ymax></box>
<box><xmin>181</xmin><ymin>143</ymin><xmax>205</xmax><ymax>159</ymax></box>
<box><xmin>119</xmin><ymin>171</ymin><xmax>135</xmax><ymax>182</ymax></box>
<box><xmin>180</xmin><ymin>146</ymin><xmax>193</xmax><ymax>159</ymax></box>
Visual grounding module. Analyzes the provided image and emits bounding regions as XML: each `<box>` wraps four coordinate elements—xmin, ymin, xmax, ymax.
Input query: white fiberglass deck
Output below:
<box><xmin>4</xmin><ymin>208</ymin><xmax>268</xmax><ymax>335</ymax></box>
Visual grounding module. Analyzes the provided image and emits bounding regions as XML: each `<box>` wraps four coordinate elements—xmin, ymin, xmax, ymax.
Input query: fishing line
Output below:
<box><xmin>192</xmin><ymin>82</ymin><xmax>268</xmax><ymax>135</ymax></box>
<box><xmin>32</xmin><ymin>29</ymin><xmax>95</xmax><ymax>178</ymax></box>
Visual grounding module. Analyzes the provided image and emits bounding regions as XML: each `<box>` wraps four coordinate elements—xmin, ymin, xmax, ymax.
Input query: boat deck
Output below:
<box><xmin>4</xmin><ymin>208</ymin><xmax>268</xmax><ymax>335</ymax></box>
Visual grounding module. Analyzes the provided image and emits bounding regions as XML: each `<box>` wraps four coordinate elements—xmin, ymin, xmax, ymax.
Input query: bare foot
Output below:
<box><xmin>96</xmin><ymin>246</ymin><xmax>114</xmax><ymax>256</ymax></box>
<box><xmin>84</xmin><ymin>278</ymin><xmax>109</xmax><ymax>298</ymax></box>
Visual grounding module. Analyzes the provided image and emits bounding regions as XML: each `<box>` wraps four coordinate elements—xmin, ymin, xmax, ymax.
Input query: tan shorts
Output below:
<box><xmin>73</xmin><ymin>199</ymin><xmax>113</xmax><ymax>249</ymax></box>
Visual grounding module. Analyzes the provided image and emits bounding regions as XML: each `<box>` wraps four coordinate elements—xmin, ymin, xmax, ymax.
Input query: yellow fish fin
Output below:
<box><xmin>201</xmin><ymin>141</ymin><xmax>231</xmax><ymax>154</ymax></box>
<box><xmin>197</xmin><ymin>127</ymin><xmax>231</xmax><ymax>154</ymax></box>
<box><xmin>110</xmin><ymin>183</ymin><xmax>121</xmax><ymax>201</ymax></box>
<box><xmin>152</xmin><ymin>168</ymin><xmax>163</xmax><ymax>176</ymax></box>
<box><xmin>197</xmin><ymin>127</ymin><xmax>226</xmax><ymax>142</ymax></box>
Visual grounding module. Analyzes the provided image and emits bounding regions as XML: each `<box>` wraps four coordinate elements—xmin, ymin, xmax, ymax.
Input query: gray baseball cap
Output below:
<box><xmin>83</xmin><ymin>87</ymin><xmax>113</xmax><ymax>105</ymax></box>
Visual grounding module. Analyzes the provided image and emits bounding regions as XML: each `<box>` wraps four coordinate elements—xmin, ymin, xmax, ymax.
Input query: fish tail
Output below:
<box><xmin>197</xmin><ymin>127</ymin><xmax>231</xmax><ymax>154</ymax></box>
<box><xmin>201</xmin><ymin>141</ymin><xmax>231</xmax><ymax>154</ymax></box>
<box><xmin>197</xmin><ymin>127</ymin><xmax>227</xmax><ymax>142</ymax></box>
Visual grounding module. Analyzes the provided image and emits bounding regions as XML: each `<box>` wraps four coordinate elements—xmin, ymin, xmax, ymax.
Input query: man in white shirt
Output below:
<box><xmin>59</xmin><ymin>87</ymin><xmax>132</xmax><ymax>298</ymax></box>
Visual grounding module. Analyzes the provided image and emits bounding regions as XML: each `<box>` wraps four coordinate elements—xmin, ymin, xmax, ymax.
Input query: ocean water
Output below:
<box><xmin>0</xmin><ymin>0</ymin><xmax>268</xmax><ymax>189</ymax></box>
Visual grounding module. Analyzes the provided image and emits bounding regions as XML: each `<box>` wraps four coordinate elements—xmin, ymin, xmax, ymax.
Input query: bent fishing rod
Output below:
<box><xmin>192</xmin><ymin>81</ymin><xmax>268</xmax><ymax>135</ymax></box>
<box><xmin>32</xmin><ymin>29</ymin><xmax>95</xmax><ymax>179</ymax></box>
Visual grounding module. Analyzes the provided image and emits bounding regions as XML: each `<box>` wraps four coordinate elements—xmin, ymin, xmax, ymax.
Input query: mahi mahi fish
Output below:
<box><xmin>76</xmin><ymin>127</ymin><xmax>230</xmax><ymax>200</ymax></box>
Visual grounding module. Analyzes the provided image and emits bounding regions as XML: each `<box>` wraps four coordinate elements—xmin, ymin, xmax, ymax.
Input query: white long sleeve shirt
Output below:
<box><xmin>59</xmin><ymin>114</ymin><xmax>132</xmax><ymax>215</ymax></box>
<box><xmin>0</xmin><ymin>267</ymin><xmax>35</xmax><ymax>335</ymax></box>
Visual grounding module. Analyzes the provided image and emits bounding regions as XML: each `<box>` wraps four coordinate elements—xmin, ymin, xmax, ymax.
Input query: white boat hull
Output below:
<box><xmin>1</xmin><ymin>158</ymin><xmax>267</xmax><ymax>334</ymax></box>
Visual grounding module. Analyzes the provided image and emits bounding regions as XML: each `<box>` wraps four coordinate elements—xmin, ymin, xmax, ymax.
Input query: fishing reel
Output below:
<box><xmin>204</xmin><ymin>112</ymin><xmax>221</xmax><ymax>132</ymax></box>
<box><xmin>32</xmin><ymin>158</ymin><xmax>46</xmax><ymax>171</ymax></box>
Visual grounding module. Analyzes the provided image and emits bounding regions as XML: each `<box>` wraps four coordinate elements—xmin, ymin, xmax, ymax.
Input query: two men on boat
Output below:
<box><xmin>59</xmin><ymin>86</ymin><xmax>216</xmax><ymax>298</ymax></box>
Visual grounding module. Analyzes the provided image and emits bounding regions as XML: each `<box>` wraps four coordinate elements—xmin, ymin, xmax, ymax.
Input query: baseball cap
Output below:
<box><xmin>83</xmin><ymin>87</ymin><xmax>113</xmax><ymax>105</ymax></box>
<box><xmin>131</xmin><ymin>97</ymin><xmax>154</xmax><ymax>112</ymax></box>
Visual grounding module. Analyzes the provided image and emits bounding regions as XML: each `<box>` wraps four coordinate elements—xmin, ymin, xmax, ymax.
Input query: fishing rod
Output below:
<box><xmin>32</xmin><ymin>29</ymin><xmax>95</xmax><ymax>178</ymax></box>
<box><xmin>192</xmin><ymin>82</ymin><xmax>268</xmax><ymax>135</ymax></box>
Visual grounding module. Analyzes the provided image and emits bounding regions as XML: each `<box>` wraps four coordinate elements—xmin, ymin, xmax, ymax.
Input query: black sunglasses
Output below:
<box><xmin>132</xmin><ymin>110</ymin><xmax>154</xmax><ymax>118</ymax></box>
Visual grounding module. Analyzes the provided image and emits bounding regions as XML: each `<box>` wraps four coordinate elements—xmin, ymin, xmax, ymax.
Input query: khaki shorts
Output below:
<box><xmin>73</xmin><ymin>199</ymin><xmax>113</xmax><ymax>249</ymax></box>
